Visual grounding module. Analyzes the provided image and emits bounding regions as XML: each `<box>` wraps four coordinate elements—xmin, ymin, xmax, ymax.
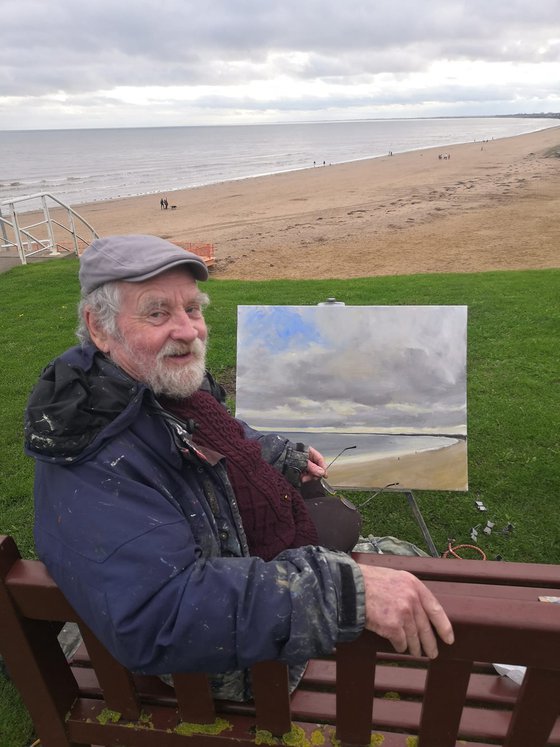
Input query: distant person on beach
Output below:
<box><xmin>160</xmin><ymin>198</ymin><xmax>165</xmax><ymax>209</ymax></box>
<box><xmin>164</xmin><ymin>197</ymin><xmax>169</xmax><ymax>209</ymax></box>
<box><xmin>24</xmin><ymin>234</ymin><xmax>453</xmax><ymax>700</ymax></box>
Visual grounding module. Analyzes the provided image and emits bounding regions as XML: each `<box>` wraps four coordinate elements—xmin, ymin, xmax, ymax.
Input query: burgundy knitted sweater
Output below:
<box><xmin>163</xmin><ymin>390</ymin><xmax>318</xmax><ymax>561</ymax></box>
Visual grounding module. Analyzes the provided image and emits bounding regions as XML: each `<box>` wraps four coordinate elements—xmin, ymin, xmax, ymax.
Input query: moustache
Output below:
<box><xmin>158</xmin><ymin>338</ymin><xmax>206</xmax><ymax>360</ymax></box>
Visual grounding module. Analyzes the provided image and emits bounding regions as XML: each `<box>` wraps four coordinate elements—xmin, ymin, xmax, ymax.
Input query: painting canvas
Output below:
<box><xmin>235</xmin><ymin>305</ymin><xmax>468</xmax><ymax>491</ymax></box>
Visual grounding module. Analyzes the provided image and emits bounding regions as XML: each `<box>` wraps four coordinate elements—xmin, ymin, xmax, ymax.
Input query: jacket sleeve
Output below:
<box><xmin>33</xmin><ymin>456</ymin><xmax>364</xmax><ymax>676</ymax></box>
<box><xmin>238</xmin><ymin>424</ymin><xmax>310</xmax><ymax>486</ymax></box>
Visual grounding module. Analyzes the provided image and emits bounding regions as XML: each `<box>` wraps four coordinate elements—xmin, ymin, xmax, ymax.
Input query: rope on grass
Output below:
<box><xmin>443</xmin><ymin>541</ymin><xmax>487</xmax><ymax>560</ymax></box>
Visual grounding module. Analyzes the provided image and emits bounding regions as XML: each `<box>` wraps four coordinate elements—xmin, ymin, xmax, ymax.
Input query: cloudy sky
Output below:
<box><xmin>1</xmin><ymin>0</ymin><xmax>559</xmax><ymax>130</ymax></box>
<box><xmin>235</xmin><ymin>305</ymin><xmax>467</xmax><ymax>434</ymax></box>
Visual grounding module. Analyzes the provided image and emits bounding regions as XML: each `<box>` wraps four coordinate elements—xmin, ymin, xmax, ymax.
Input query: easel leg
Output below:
<box><xmin>404</xmin><ymin>491</ymin><xmax>440</xmax><ymax>557</ymax></box>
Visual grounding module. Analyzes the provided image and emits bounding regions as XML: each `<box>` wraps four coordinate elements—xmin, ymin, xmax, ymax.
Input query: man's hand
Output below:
<box><xmin>301</xmin><ymin>446</ymin><xmax>327</xmax><ymax>482</ymax></box>
<box><xmin>359</xmin><ymin>563</ymin><xmax>454</xmax><ymax>659</ymax></box>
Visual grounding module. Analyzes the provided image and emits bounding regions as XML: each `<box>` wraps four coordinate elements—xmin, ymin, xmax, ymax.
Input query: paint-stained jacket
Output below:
<box><xmin>25</xmin><ymin>344</ymin><xmax>365</xmax><ymax>699</ymax></box>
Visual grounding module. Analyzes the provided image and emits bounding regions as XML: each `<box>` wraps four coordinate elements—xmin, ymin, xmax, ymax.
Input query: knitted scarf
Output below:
<box><xmin>163</xmin><ymin>390</ymin><xmax>318</xmax><ymax>561</ymax></box>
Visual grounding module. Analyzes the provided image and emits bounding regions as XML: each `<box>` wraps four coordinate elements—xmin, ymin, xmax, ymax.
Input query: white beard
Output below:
<box><xmin>123</xmin><ymin>337</ymin><xmax>207</xmax><ymax>398</ymax></box>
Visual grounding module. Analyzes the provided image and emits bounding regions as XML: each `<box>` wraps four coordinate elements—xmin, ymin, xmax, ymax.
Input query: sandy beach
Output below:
<box><xmin>330</xmin><ymin>439</ymin><xmax>468</xmax><ymax>492</ymax></box>
<box><xmin>7</xmin><ymin>125</ymin><xmax>560</xmax><ymax>280</ymax></box>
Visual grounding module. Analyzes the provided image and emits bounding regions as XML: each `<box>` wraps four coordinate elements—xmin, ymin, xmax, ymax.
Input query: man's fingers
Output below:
<box><xmin>430</xmin><ymin>605</ymin><xmax>455</xmax><ymax>646</ymax></box>
<box><xmin>408</xmin><ymin>589</ymin><xmax>455</xmax><ymax>659</ymax></box>
<box><xmin>360</xmin><ymin>565</ymin><xmax>455</xmax><ymax>659</ymax></box>
<box><xmin>412</xmin><ymin>587</ymin><xmax>455</xmax><ymax>658</ymax></box>
<box><xmin>307</xmin><ymin>447</ymin><xmax>327</xmax><ymax>472</ymax></box>
<box><xmin>412</xmin><ymin>607</ymin><xmax>440</xmax><ymax>659</ymax></box>
<box><xmin>418</xmin><ymin>587</ymin><xmax>455</xmax><ymax>647</ymax></box>
<box><xmin>301</xmin><ymin>461</ymin><xmax>325</xmax><ymax>482</ymax></box>
<box><xmin>385</xmin><ymin>618</ymin><xmax>434</xmax><ymax>659</ymax></box>
<box><xmin>404</xmin><ymin>627</ymin><xmax>422</xmax><ymax>658</ymax></box>
<box><xmin>387</xmin><ymin>629</ymin><xmax>408</xmax><ymax>655</ymax></box>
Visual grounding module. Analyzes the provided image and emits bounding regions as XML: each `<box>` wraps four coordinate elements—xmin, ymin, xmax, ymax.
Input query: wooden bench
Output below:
<box><xmin>2</xmin><ymin>533</ymin><xmax>560</xmax><ymax>747</ymax></box>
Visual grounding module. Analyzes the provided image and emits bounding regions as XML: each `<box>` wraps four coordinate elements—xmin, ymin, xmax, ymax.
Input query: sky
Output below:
<box><xmin>235</xmin><ymin>305</ymin><xmax>467</xmax><ymax>434</ymax></box>
<box><xmin>1</xmin><ymin>0</ymin><xmax>559</xmax><ymax>130</ymax></box>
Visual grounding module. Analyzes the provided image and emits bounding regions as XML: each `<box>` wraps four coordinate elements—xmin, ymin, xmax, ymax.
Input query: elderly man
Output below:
<box><xmin>25</xmin><ymin>235</ymin><xmax>453</xmax><ymax>700</ymax></box>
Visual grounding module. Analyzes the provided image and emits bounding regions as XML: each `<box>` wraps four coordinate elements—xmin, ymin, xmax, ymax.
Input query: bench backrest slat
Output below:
<box><xmin>419</xmin><ymin>657</ymin><xmax>472</xmax><ymax>747</ymax></box>
<box><xmin>174</xmin><ymin>672</ymin><xmax>216</xmax><ymax>723</ymax></box>
<box><xmin>335</xmin><ymin>635</ymin><xmax>377</xmax><ymax>745</ymax></box>
<box><xmin>505</xmin><ymin>667</ymin><xmax>560</xmax><ymax>747</ymax></box>
<box><xmin>353</xmin><ymin>552</ymin><xmax>560</xmax><ymax>588</ymax></box>
<box><xmin>79</xmin><ymin>622</ymin><xmax>141</xmax><ymax>721</ymax></box>
<box><xmin>251</xmin><ymin>660</ymin><xmax>292</xmax><ymax>735</ymax></box>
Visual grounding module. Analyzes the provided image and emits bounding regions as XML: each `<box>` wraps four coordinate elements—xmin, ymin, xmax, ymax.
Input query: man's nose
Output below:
<box><xmin>170</xmin><ymin>311</ymin><xmax>199</xmax><ymax>341</ymax></box>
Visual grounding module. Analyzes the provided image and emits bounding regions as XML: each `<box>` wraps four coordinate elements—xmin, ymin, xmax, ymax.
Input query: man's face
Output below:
<box><xmin>89</xmin><ymin>268</ymin><xmax>208</xmax><ymax>398</ymax></box>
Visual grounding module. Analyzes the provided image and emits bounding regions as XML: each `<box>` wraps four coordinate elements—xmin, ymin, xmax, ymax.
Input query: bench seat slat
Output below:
<box><xmin>78</xmin><ymin>662</ymin><xmax>538</xmax><ymax>744</ymax></box>
<box><xmin>70</xmin><ymin>645</ymin><xmax>560</xmax><ymax>745</ymax></box>
<box><xmin>292</xmin><ymin>689</ymin><xmax>560</xmax><ymax>744</ymax></box>
<box><xmin>70</xmin><ymin>659</ymin><xmax>523</xmax><ymax>714</ymax></box>
<box><xmin>68</xmin><ymin>696</ymin><xmax>508</xmax><ymax>747</ymax></box>
<box><xmin>67</xmin><ymin>697</ymin><xmax>260</xmax><ymax>747</ymax></box>
<box><xmin>303</xmin><ymin>657</ymin><xmax>522</xmax><ymax>705</ymax></box>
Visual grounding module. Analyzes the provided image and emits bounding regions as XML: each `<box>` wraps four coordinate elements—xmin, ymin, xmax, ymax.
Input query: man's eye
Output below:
<box><xmin>149</xmin><ymin>310</ymin><xmax>166</xmax><ymax>319</ymax></box>
<box><xmin>186</xmin><ymin>306</ymin><xmax>202</xmax><ymax>317</ymax></box>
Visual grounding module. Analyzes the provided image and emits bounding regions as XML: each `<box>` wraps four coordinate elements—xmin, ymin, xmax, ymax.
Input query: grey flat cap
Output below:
<box><xmin>79</xmin><ymin>235</ymin><xmax>209</xmax><ymax>294</ymax></box>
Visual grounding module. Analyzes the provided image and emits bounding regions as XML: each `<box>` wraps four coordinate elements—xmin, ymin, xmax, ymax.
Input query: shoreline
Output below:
<box><xmin>330</xmin><ymin>440</ymin><xmax>468</xmax><ymax>492</ymax></box>
<box><xmin>34</xmin><ymin>122</ymin><xmax>560</xmax><ymax>209</ymax></box>
<box><xmin>52</xmin><ymin>123</ymin><xmax>559</xmax><ymax>207</ymax></box>
<box><xmin>7</xmin><ymin>125</ymin><xmax>560</xmax><ymax>281</ymax></box>
<box><xmin>3</xmin><ymin>118</ymin><xmax>556</xmax><ymax>210</ymax></box>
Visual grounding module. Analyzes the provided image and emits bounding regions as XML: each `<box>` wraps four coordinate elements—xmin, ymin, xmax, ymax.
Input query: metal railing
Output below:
<box><xmin>0</xmin><ymin>193</ymin><xmax>99</xmax><ymax>265</ymax></box>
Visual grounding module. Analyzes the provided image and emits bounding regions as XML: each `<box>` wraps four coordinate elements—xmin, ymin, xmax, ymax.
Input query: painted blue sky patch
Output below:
<box><xmin>239</xmin><ymin>306</ymin><xmax>324</xmax><ymax>354</ymax></box>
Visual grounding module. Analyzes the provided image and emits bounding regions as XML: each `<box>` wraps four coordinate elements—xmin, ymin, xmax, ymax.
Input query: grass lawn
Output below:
<box><xmin>1</xmin><ymin>258</ymin><xmax>558</xmax><ymax>746</ymax></box>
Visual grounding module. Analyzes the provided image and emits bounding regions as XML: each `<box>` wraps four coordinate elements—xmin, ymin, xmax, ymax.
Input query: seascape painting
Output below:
<box><xmin>235</xmin><ymin>305</ymin><xmax>468</xmax><ymax>491</ymax></box>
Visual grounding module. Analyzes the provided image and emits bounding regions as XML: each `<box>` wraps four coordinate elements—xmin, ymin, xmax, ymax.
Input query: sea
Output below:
<box><xmin>257</xmin><ymin>430</ymin><xmax>467</xmax><ymax>491</ymax></box>
<box><xmin>0</xmin><ymin>117</ymin><xmax>557</xmax><ymax>211</ymax></box>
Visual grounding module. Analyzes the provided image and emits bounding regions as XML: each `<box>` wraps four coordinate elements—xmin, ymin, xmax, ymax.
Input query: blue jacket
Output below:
<box><xmin>25</xmin><ymin>345</ymin><xmax>365</xmax><ymax>695</ymax></box>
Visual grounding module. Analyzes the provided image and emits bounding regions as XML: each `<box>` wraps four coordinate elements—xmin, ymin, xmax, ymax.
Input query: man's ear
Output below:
<box><xmin>84</xmin><ymin>307</ymin><xmax>111</xmax><ymax>353</ymax></box>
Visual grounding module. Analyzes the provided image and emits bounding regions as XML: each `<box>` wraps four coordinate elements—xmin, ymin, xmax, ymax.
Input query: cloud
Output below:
<box><xmin>236</xmin><ymin>306</ymin><xmax>467</xmax><ymax>432</ymax></box>
<box><xmin>1</xmin><ymin>0</ymin><xmax>559</xmax><ymax>127</ymax></box>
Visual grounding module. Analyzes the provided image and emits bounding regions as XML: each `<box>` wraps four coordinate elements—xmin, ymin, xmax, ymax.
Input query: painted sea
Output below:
<box><xmin>261</xmin><ymin>430</ymin><xmax>468</xmax><ymax>492</ymax></box>
<box><xmin>1</xmin><ymin>117</ymin><xmax>557</xmax><ymax>211</ymax></box>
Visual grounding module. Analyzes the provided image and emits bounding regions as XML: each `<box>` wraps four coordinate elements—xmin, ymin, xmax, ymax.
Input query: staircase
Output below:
<box><xmin>0</xmin><ymin>192</ymin><xmax>99</xmax><ymax>265</ymax></box>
